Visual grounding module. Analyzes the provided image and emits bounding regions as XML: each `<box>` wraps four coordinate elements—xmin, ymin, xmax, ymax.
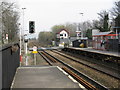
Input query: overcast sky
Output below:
<box><xmin>7</xmin><ymin>0</ymin><xmax>117</xmax><ymax>38</ymax></box>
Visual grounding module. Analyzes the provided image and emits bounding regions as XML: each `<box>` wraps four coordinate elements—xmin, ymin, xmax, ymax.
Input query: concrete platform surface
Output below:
<box><xmin>69</xmin><ymin>47</ymin><xmax>120</xmax><ymax>57</ymax></box>
<box><xmin>11</xmin><ymin>66</ymin><xmax>83</xmax><ymax>88</ymax></box>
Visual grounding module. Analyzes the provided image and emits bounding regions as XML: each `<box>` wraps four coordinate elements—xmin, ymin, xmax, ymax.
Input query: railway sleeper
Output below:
<box><xmin>41</xmin><ymin>51</ymin><xmax>57</xmax><ymax>63</ymax></box>
<box><xmin>62</xmin><ymin>67</ymin><xmax>97</xmax><ymax>90</ymax></box>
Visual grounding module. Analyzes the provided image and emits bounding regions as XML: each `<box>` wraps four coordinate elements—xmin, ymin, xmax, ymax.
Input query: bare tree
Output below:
<box><xmin>65</xmin><ymin>22</ymin><xmax>77</xmax><ymax>37</ymax></box>
<box><xmin>111</xmin><ymin>1</ymin><xmax>120</xmax><ymax>16</ymax></box>
<box><xmin>78</xmin><ymin>21</ymin><xmax>93</xmax><ymax>37</ymax></box>
<box><xmin>1</xmin><ymin>1</ymin><xmax>19</xmax><ymax>44</ymax></box>
<box><xmin>110</xmin><ymin>1</ymin><xmax>120</xmax><ymax>31</ymax></box>
<box><xmin>94</xmin><ymin>11</ymin><xmax>110</xmax><ymax>32</ymax></box>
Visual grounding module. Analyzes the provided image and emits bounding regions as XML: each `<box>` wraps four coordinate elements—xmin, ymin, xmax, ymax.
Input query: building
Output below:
<box><xmin>92</xmin><ymin>31</ymin><xmax>119</xmax><ymax>52</ymax></box>
<box><xmin>57</xmin><ymin>29</ymin><xmax>69</xmax><ymax>39</ymax></box>
<box><xmin>56</xmin><ymin>29</ymin><xmax>69</xmax><ymax>47</ymax></box>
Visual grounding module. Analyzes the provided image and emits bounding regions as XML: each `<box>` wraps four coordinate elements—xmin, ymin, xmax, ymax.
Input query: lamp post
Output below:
<box><xmin>79</xmin><ymin>13</ymin><xmax>84</xmax><ymax>39</ymax></box>
<box><xmin>19</xmin><ymin>23</ymin><xmax>22</xmax><ymax>62</ymax></box>
<box><xmin>22</xmin><ymin>8</ymin><xmax>27</xmax><ymax>65</ymax></box>
<box><xmin>22</xmin><ymin>8</ymin><xmax>26</xmax><ymax>42</ymax></box>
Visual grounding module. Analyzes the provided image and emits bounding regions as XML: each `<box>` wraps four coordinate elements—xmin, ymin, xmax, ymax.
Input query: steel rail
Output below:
<box><xmin>51</xmin><ymin>50</ymin><xmax>120</xmax><ymax>80</ymax></box>
<box><xmin>62</xmin><ymin>67</ymin><xmax>96</xmax><ymax>89</ymax></box>
<box><xmin>38</xmin><ymin>51</ymin><xmax>53</xmax><ymax>66</ymax></box>
<box><xmin>43</xmin><ymin>50</ymin><xmax>108</xmax><ymax>90</ymax></box>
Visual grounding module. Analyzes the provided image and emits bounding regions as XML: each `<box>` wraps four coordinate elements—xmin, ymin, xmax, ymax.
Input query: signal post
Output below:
<box><xmin>29</xmin><ymin>21</ymin><xmax>36</xmax><ymax>65</ymax></box>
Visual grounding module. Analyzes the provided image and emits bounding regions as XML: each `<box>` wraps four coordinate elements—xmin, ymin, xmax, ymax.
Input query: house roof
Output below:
<box><xmin>57</xmin><ymin>29</ymin><xmax>69</xmax><ymax>34</ymax></box>
<box><xmin>92</xmin><ymin>31</ymin><xmax>113</xmax><ymax>37</ymax></box>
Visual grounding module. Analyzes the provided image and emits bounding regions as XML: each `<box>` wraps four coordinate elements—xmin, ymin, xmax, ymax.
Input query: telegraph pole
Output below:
<box><xmin>19</xmin><ymin>23</ymin><xmax>22</xmax><ymax>66</ymax></box>
<box><xmin>22</xmin><ymin>8</ymin><xmax>26</xmax><ymax>48</ymax></box>
<box><xmin>22</xmin><ymin>8</ymin><xmax>26</xmax><ymax>38</ymax></box>
<box><xmin>24</xmin><ymin>34</ymin><xmax>28</xmax><ymax>66</ymax></box>
<box><xmin>79</xmin><ymin>13</ymin><xmax>84</xmax><ymax>39</ymax></box>
<box><xmin>22</xmin><ymin>8</ymin><xmax>27</xmax><ymax>65</ymax></box>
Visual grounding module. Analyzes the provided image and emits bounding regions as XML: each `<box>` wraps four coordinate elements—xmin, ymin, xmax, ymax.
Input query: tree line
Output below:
<box><xmin>38</xmin><ymin>1</ymin><xmax>120</xmax><ymax>46</ymax></box>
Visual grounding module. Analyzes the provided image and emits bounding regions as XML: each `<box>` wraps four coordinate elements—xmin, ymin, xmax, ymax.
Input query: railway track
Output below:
<box><xmin>38</xmin><ymin>51</ymin><xmax>53</xmax><ymax>65</ymax></box>
<box><xmin>38</xmin><ymin>50</ymin><xmax>108</xmax><ymax>90</ymax></box>
<box><xmin>59</xmin><ymin>49</ymin><xmax>120</xmax><ymax>72</ymax></box>
<box><xmin>62</xmin><ymin>48</ymin><xmax>120</xmax><ymax>64</ymax></box>
<box><xmin>51</xmin><ymin>50</ymin><xmax>120</xmax><ymax>80</ymax></box>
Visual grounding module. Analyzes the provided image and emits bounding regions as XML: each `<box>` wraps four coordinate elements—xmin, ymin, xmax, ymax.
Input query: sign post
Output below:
<box><xmin>32</xmin><ymin>46</ymin><xmax>38</xmax><ymax>53</ymax></box>
<box><xmin>24</xmin><ymin>34</ymin><xmax>28</xmax><ymax>66</ymax></box>
<box><xmin>25</xmin><ymin>42</ymin><xmax>28</xmax><ymax>66</ymax></box>
<box><xmin>34</xmin><ymin>54</ymin><xmax>36</xmax><ymax>65</ymax></box>
<box><xmin>32</xmin><ymin>46</ymin><xmax>38</xmax><ymax>65</ymax></box>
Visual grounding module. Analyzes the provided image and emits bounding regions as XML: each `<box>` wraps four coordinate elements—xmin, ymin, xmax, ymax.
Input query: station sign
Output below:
<box><xmin>32</xmin><ymin>46</ymin><xmax>38</xmax><ymax>53</ymax></box>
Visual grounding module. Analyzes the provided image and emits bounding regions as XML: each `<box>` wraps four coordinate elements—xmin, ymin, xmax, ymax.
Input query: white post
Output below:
<box><xmin>19</xmin><ymin>23</ymin><xmax>22</xmax><ymax>66</ymax></box>
<box><xmin>25</xmin><ymin>42</ymin><xmax>27</xmax><ymax>54</ymax></box>
<box><xmin>20</xmin><ymin>30</ymin><xmax>21</xmax><ymax>56</ymax></box>
<box><xmin>25</xmin><ymin>42</ymin><xmax>28</xmax><ymax>66</ymax></box>
<box><xmin>34</xmin><ymin>54</ymin><xmax>36</xmax><ymax>65</ymax></box>
<box><xmin>22</xmin><ymin>8</ymin><xmax>26</xmax><ymax>63</ymax></box>
<box><xmin>32</xmin><ymin>46</ymin><xmax>37</xmax><ymax>65</ymax></box>
<box><xmin>22</xmin><ymin>8</ymin><xmax>24</xmax><ymax>50</ymax></box>
<box><xmin>79</xmin><ymin>13</ymin><xmax>84</xmax><ymax>39</ymax></box>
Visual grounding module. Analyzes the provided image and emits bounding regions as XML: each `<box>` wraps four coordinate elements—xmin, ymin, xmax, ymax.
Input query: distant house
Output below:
<box><xmin>57</xmin><ymin>29</ymin><xmax>69</xmax><ymax>39</ymax></box>
<box><xmin>56</xmin><ymin>29</ymin><xmax>69</xmax><ymax>47</ymax></box>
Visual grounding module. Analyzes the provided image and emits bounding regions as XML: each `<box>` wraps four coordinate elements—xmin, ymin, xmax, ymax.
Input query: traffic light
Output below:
<box><xmin>29</xmin><ymin>21</ymin><xmax>35</xmax><ymax>33</ymax></box>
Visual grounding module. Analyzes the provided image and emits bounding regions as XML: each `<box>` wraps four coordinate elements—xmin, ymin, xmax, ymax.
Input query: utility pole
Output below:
<box><xmin>19</xmin><ymin>23</ymin><xmax>22</xmax><ymax>66</ymax></box>
<box><xmin>22</xmin><ymin>8</ymin><xmax>26</xmax><ymax>35</ymax></box>
<box><xmin>79</xmin><ymin>13</ymin><xmax>84</xmax><ymax>39</ymax></box>
<box><xmin>22</xmin><ymin>7</ymin><xmax>26</xmax><ymax>47</ymax></box>
<box><xmin>24</xmin><ymin>34</ymin><xmax>28</xmax><ymax>66</ymax></box>
<box><xmin>22</xmin><ymin>8</ymin><xmax>27</xmax><ymax>65</ymax></box>
<box><xmin>34</xmin><ymin>53</ymin><xmax>36</xmax><ymax>65</ymax></box>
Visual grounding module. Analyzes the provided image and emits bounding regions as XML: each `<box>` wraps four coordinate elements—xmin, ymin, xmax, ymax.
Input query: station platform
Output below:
<box><xmin>67</xmin><ymin>47</ymin><xmax>120</xmax><ymax>58</ymax></box>
<box><xmin>11</xmin><ymin>66</ymin><xmax>84</xmax><ymax>89</ymax></box>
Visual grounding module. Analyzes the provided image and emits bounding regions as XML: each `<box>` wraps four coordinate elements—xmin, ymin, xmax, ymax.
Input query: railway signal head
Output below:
<box><xmin>29</xmin><ymin>21</ymin><xmax>35</xmax><ymax>33</ymax></box>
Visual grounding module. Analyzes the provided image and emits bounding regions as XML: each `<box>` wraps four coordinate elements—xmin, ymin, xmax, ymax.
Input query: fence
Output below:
<box><xmin>0</xmin><ymin>43</ymin><xmax>20</xmax><ymax>89</ymax></box>
<box><xmin>108</xmin><ymin>39</ymin><xmax>119</xmax><ymax>52</ymax></box>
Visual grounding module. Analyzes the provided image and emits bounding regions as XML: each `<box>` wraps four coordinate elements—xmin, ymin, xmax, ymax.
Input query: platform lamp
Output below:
<box><xmin>22</xmin><ymin>7</ymin><xmax>27</xmax><ymax>65</ymax></box>
<box><xmin>79</xmin><ymin>12</ymin><xmax>84</xmax><ymax>39</ymax></box>
<box><xmin>19</xmin><ymin>23</ymin><xmax>22</xmax><ymax>66</ymax></box>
